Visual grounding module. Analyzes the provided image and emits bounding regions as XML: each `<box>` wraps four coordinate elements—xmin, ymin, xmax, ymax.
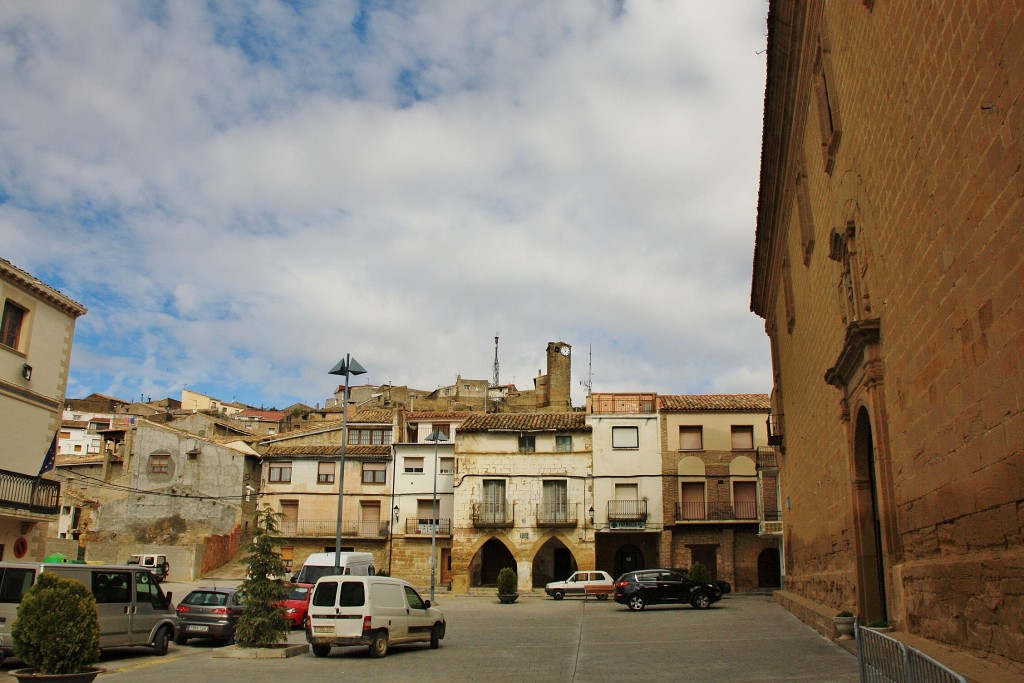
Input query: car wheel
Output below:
<box><xmin>691</xmin><ymin>592</ymin><xmax>712</xmax><ymax>610</ymax></box>
<box><xmin>152</xmin><ymin>626</ymin><xmax>170</xmax><ymax>656</ymax></box>
<box><xmin>174</xmin><ymin>632</ymin><xmax>188</xmax><ymax>646</ymax></box>
<box><xmin>430</xmin><ymin>623</ymin><xmax>441</xmax><ymax>649</ymax></box>
<box><xmin>627</xmin><ymin>594</ymin><xmax>646</xmax><ymax>611</ymax></box>
<box><xmin>552</xmin><ymin>589</ymin><xmax>565</xmax><ymax>600</ymax></box>
<box><xmin>597</xmin><ymin>594</ymin><xmax>609</xmax><ymax>601</ymax></box>
<box><xmin>368</xmin><ymin>629</ymin><xmax>389</xmax><ymax>658</ymax></box>
<box><xmin>311</xmin><ymin>644</ymin><xmax>331</xmax><ymax>658</ymax></box>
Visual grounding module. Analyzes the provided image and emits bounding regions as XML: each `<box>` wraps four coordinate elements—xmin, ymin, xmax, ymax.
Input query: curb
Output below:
<box><xmin>212</xmin><ymin>643</ymin><xmax>310</xmax><ymax>659</ymax></box>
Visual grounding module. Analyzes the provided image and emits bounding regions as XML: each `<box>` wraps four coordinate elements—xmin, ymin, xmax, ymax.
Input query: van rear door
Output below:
<box><xmin>310</xmin><ymin>579</ymin><xmax>368</xmax><ymax>639</ymax></box>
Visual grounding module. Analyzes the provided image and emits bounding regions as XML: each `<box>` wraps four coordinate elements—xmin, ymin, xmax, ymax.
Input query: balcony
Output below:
<box><xmin>535</xmin><ymin>503</ymin><xmax>579</xmax><ymax>528</ymax></box>
<box><xmin>278</xmin><ymin>519</ymin><xmax>389</xmax><ymax>539</ymax></box>
<box><xmin>675</xmin><ymin>501</ymin><xmax>759</xmax><ymax>523</ymax></box>
<box><xmin>757</xmin><ymin>446</ymin><xmax>779</xmax><ymax>469</ymax></box>
<box><xmin>402</xmin><ymin>518</ymin><xmax>452</xmax><ymax>537</ymax></box>
<box><xmin>0</xmin><ymin>469</ymin><xmax>60</xmax><ymax>515</ymax></box>
<box><xmin>767</xmin><ymin>414</ymin><xmax>784</xmax><ymax>446</ymax></box>
<box><xmin>606</xmin><ymin>500</ymin><xmax>647</xmax><ymax>530</ymax></box>
<box><xmin>472</xmin><ymin>500</ymin><xmax>515</xmax><ymax>528</ymax></box>
<box><xmin>589</xmin><ymin>393</ymin><xmax>657</xmax><ymax>414</ymax></box>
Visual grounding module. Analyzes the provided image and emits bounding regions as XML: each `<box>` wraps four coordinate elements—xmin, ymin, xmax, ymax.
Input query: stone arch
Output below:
<box><xmin>851</xmin><ymin>405</ymin><xmax>889</xmax><ymax>624</ymax></box>
<box><xmin>530</xmin><ymin>532</ymin><xmax>580</xmax><ymax>588</ymax></box>
<box><xmin>463</xmin><ymin>533</ymin><xmax>520</xmax><ymax>589</ymax></box>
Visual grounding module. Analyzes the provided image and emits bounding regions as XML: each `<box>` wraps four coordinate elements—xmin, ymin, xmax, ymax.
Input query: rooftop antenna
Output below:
<box><xmin>492</xmin><ymin>334</ymin><xmax>500</xmax><ymax>388</ymax></box>
<box><xmin>581</xmin><ymin>344</ymin><xmax>593</xmax><ymax>396</ymax></box>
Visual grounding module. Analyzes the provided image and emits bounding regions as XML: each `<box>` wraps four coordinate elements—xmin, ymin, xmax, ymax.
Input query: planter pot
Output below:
<box><xmin>497</xmin><ymin>593</ymin><xmax>519</xmax><ymax>604</ymax></box>
<box><xmin>10</xmin><ymin>667</ymin><xmax>106</xmax><ymax>683</ymax></box>
<box><xmin>833</xmin><ymin>616</ymin><xmax>856</xmax><ymax>640</ymax></box>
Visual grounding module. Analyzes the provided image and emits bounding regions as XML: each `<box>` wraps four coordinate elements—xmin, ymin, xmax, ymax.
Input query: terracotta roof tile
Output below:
<box><xmin>404</xmin><ymin>411</ymin><xmax>474</xmax><ymax>420</ymax></box>
<box><xmin>263</xmin><ymin>444</ymin><xmax>391</xmax><ymax>460</ymax></box>
<box><xmin>458</xmin><ymin>412</ymin><xmax>590</xmax><ymax>433</ymax></box>
<box><xmin>658</xmin><ymin>394</ymin><xmax>770</xmax><ymax>412</ymax></box>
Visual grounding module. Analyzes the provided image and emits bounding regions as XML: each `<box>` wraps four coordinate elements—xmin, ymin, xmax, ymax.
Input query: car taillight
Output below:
<box><xmin>614</xmin><ymin>580</ymin><xmax>629</xmax><ymax>588</ymax></box>
<box><xmin>176</xmin><ymin>605</ymin><xmax>190</xmax><ymax>614</ymax></box>
<box><xmin>362</xmin><ymin>615</ymin><xmax>372</xmax><ymax>632</ymax></box>
<box><xmin>211</xmin><ymin>607</ymin><xmax>230</xmax><ymax>615</ymax></box>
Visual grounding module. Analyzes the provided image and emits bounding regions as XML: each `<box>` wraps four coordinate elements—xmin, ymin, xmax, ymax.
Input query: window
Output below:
<box><xmin>680</xmin><ymin>482</ymin><xmax>705</xmax><ymax>520</ymax></box>
<box><xmin>734</xmin><ymin>481</ymin><xmax>758</xmax><ymax>519</ymax></box>
<box><xmin>280</xmin><ymin>546</ymin><xmax>294</xmax><ymax>572</ymax></box>
<box><xmin>541</xmin><ymin>480</ymin><xmax>568</xmax><ymax>522</ymax></box>
<box><xmin>518</xmin><ymin>434</ymin><xmax>536</xmax><ymax>453</ymax></box>
<box><xmin>361</xmin><ymin>462</ymin><xmax>386</xmax><ymax>484</ymax></box>
<box><xmin>318</xmin><ymin>461</ymin><xmax>336</xmax><ymax>484</ymax></box>
<box><xmin>481</xmin><ymin>479</ymin><xmax>506</xmax><ymax>522</ymax></box>
<box><xmin>149</xmin><ymin>454</ymin><xmax>169</xmax><ymax>474</ymax></box>
<box><xmin>269</xmin><ymin>462</ymin><xmax>292</xmax><ymax>483</ymax></box>
<box><xmin>612</xmin><ymin>426</ymin><xmax>639</xmax><ymax>449</ymax></box>
<box><xmin>555</xmin><ymin>435</ymin><xmax>572</xmax><ymax>452</ymax></box>
<box><xmin>430</xmin><ymin>424</ymin><xmax>450</xmax><ymax>441</ymax></box>
<box><xmin>439</xmin><ymin>457</ymin><xmax>454</xmax><ymax>475</ymax></box>
<box><xmin>679</xmin><ymin>426</ymin><xmax>703</xmax><ymax>450</ymax></box>
<box><xmin>60</xmin><ymin>431</ymin><xmax>71</xmax><ymax>439</ymax></box>
<box><xmin>93</xmin><ymin>571</ymin><xmax>132</xmax><ymax>603</ymax></box>
<box><xmin>348</xmin><ymin>428</ymin><xmax>392</xmax><ymax>445</ymax></box>
<box><xmin>1</xmin><ymin>300</ymin><xmax>26</xmax><ymax>350</ymax></box>
<box><xmin>417</xmin><ymin>499</ymin><xmax>439</xmax><ymax>528</ymax></box>
<box><xmin>404</xmin><ymin>457</ymin><xmax>424</xmax><ymax>473</ymax></box>
<box><xmin>731</xmin><ymin>426</ymin><xmax>754</xmax><ymax>450</ymax></box>
<box><xmin>813</xmin><ymin>31</ymin><xmax>842</xmax><ymax>175</ymax></box>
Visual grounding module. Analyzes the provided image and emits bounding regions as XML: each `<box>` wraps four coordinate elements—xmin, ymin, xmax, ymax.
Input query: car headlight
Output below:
<box><xmin>286</xmin><ymin>608</ymin><xmax>296</xmax><ymax>614</ymax></box>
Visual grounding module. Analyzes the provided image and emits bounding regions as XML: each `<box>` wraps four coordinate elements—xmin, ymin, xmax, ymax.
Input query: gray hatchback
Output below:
<box><xmin>175</xmin><ymin>587</ymin><xmax>244</xmax><ymax>645</ymax></box>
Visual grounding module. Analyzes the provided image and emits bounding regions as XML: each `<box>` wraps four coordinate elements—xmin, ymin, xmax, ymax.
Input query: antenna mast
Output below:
<box><xmin>492</xmin><ymin>335</ymin><xmax>500</xmax><ymax>387</ymax></box>
<box><xmin>581</xmin><ymin>344</ymin><xmax>593</xmax><ymax>396</ymax></box>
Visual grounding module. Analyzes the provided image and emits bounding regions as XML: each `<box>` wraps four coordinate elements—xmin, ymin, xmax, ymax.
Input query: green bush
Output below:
<box><xmin>234</xmin><ymin>506</ymin><xmax>290</xmax><ymax>647</ymax></box>
<box><xmin>497</xmin><ymin>567</ymin><xmax>517</xmax><ymax>595</ymax></box>
<box><xmin>835</xmin><ymin>611</ymin><xmax>855</xmax><ymax>618</ymax></box>
<box><xmin>12</xmin><ymin>572</ymin><xmax>100</xmax><ymax>674</ymax></box>
<box><xmin>866</xmin><ymin>619</ymin><xmax>889</xmax><ymax>628</ymax></box>
<box><xmin>687</xmin><ymin>561</ymin><xmax>712</xmax><ymax>583</ymax></box>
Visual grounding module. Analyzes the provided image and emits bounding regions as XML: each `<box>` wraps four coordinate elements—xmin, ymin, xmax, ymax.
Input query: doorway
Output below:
<box><xmin>757</xmin><ymin>548</ymin><xmax>781</xmax><ymax>588</ymax></box>
<box><xmin>614</xmin><ymin>545</ymin><xmax>643</xmax><ymax>578</ymax></box>
<box><xmin>855</xmin><ymin>407</ymin><xmax>888</xmax><ymax>623</ymax></box>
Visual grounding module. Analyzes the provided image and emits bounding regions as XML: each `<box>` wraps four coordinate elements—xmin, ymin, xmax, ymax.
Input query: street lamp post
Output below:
<box><xmin>425</xmin><ymin>428</ymin><xmax>447</xmax><ymax>603</ymax></box>
<box><xmin>328</xmin><ymin>354</ymin><xmax>367</xmax><ymax>573</ymax></box>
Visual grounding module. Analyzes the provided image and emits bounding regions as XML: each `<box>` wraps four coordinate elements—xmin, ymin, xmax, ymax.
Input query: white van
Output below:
<box><xmin>292</xmin><ymin>551</ymin><xmax>375</xmax><ymax>584</ymax></box>
<box><xmin>306</xmin><ymin>575</ymin><xmax>445</xmax><ymax>658</ymax></box>
<box><xmin>0</xmin><ymin>562</ymin><xmax>178</xmax><ymax>664</ymax></box>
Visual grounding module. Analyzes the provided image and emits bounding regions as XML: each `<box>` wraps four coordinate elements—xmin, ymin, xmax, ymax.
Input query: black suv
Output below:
<box><xmin>613</xmin><ymin>568</ymin><xmax>722</xmax><ymax>611</ymax></box>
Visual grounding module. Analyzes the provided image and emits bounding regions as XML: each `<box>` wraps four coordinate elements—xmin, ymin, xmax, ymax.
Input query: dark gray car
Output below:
<box><xmin>175</xmin><ymin>587</ymin><xmax>244</xmax><ymax>645</ymax></box>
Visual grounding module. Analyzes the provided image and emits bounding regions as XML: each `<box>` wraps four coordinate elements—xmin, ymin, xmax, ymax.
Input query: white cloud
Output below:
<box><xmin>3</xmin><ymin>1</ymin><xmax>771</xmax><ymax>408</ymax></box>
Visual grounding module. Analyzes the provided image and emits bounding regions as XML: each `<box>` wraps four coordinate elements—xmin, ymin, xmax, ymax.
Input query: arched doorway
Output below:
<box><xmin>613</xmin><ymin>544</ymin><xmax>643</xmax><ymax>578</ymax></box>
<box><xmin>854</xmin><ymin>406</ymin><xmax>888</xmax><ymax>623</ymax></box>
<box><xmin>473</xmin><ymin>538</ymin><xmax>516</xmax><ymax>587</ymax></box>
<box><xmin>532</xmin><ymin>537</ymin><xmax>576</xmax><ymax>588</ymax></box>
<box><xmin>757</xmin><ymin>548</ymin><xmax>781</xmax><ymax>588</ymax></box>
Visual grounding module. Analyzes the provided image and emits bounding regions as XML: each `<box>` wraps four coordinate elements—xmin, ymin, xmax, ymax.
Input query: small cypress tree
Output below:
<box><xmin>497</xmin><ymin>566</ymin><xmax>517</xmax><ymax>595</ymax></box>
<box><xmin>234</xmin><ymin>505</ymin><xmax>290</xmax><ymax>647</ymax></box>
<box><xmin>687</xmin><ymin>561</ymin><xmax>713</xmax><ymax>584</ymax></box>
<box><xmin>12</xmin><ymin>572</ymin><xmax>100</xmax><ymax>674</ymax></box>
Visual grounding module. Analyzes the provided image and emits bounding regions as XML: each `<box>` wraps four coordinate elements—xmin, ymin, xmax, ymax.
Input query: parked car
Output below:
<box><xmin>673</xmin><ymin>568</ymin><xmax>732</xmax><ymax>595</ymax></box>
<box><xmin>278</xmin><ymin>582</ymin><xmax>313</xmax><ymax>628</ymax></box>
<box><xmin>544</xmin><ymin>570</ymin><xmax>614</xmax><ymax>600</ymax></box>
<box><xmin>306</xmin><ymin>575</ymin><xmax>445</xmax><ymax>658</ymax></box>
<box><xmin>613</xmin><ymin>568</ymin><xmax>722</xmax><ymax>611</ymax></box>
<box><xmin>175</xmin><ymin>587</ymin><xmax>244</xmax><ymax>645</ymax></box>
<box><xmin>126</xmin><ymin>553</ymin><xmax>170</xmax><ymax>582</ymax></box>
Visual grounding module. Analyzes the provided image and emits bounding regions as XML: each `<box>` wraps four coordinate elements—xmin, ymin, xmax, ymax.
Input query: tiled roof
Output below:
<box><xmin>62</xmin><ymin>420</ymin><xmax>89</xmax><ymax>429</ymax></box>
<box><xmin>350</xmin><ymin>408</ymin><xmax>395</xmax><ymax>424</ymax></box>
<box><xmin>56</xmin><ymin>453</ymin><xmax>114</xmax><ymax>466</ymax></box>
<box><xmin>458</xmin><ymin>412</ymin><xmax>590</xmax><ymax>433</ymax></box>
<box><xmin>658</xmin><ymin>394</ymin><xmax>771</xmax><ymax>412</ymax></box>
<box><xmin>404</xmin><ymin>411</ymin><xmax>473</xmax><ymax>420</ymax></box>
<box><xmin>263</xmin><ymin>444</ymin><xmax>391</xmax><ymax>459</ymax></box>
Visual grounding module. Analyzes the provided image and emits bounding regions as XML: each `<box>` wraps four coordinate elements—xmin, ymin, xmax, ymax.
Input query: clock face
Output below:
<box><xmin>559</xmin><ymin>346</ymin><xmax>570</xmax><ymax>356</ymax></box>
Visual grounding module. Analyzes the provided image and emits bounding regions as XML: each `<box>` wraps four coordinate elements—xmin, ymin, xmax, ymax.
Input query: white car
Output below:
<box><xmin>544</xmin><ymin>570</ymin><xmax>614</xmax><ymax>600</ymax></box>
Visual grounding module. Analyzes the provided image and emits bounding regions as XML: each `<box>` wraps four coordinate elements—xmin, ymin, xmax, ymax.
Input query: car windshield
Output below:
<box><xmin>287</xmin><ymin>586</ymin><xmax>309</xmax><ymax>600</ymax></box>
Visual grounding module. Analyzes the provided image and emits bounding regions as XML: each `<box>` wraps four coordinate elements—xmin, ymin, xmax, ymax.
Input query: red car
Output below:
<box><xmin>278</xmin><ymin>583</ymin><xmax>313</xmax><ymax>628</ymax></box>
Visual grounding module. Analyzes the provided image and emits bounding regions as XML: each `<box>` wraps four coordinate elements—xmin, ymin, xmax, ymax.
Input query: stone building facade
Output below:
<box><xmin>751</xmin><ymin>0</ymin><xmax>1024</xmax><ymax>673</ymax></box>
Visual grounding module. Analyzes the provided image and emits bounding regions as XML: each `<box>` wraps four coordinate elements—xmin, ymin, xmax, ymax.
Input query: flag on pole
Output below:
<box><xmin>38</xmin><ymin>430</ymin><xmax>57</xmax><ymax>475</ymax></box>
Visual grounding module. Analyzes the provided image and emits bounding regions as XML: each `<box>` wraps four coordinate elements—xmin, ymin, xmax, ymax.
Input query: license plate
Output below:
<box><xmin>188</xmin><ymin>625</ymin><xmax>209</xmax><ymax>632</ymax></box>
<box><xmin>314</xmin><ymin>625</ymin><xmax>333</xmax><ymax>634</ymax></box>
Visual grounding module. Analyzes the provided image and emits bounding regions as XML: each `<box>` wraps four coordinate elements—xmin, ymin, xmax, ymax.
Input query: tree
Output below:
<box><xmin>233</xmin><ymin>505</ymin><xmax>290</xmax><ymax>647</ymax></box>
<box><xmin>687</xmin><ymin>561</ymin><xmax>713</xmax><ymax>584</ymax></box>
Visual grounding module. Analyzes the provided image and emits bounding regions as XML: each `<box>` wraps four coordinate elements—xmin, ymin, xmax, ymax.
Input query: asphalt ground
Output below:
<box><xmin>0</xmin><ymin>592</ymin><xmax>860</xmax><ymax>682</ymax></box>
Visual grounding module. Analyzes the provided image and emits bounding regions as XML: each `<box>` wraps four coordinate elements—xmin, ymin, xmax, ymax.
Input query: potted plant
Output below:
<box><xmin>10</xmin><ymin>571</ymin><xmax>103</xmax><ymax>682</ymax></box>
<box><xmin>864</xmin><ymin>619</ymin><xmax>892</xmax><ymax>633</ymax></box>
<box><xmin>833</xmin><ymin>611</ymin><xmax>856</xmax><ymax>640</ymax></box>
<box><xmin>497</xmin><ymin>567</ymin><xmax>519</xmax><ymax>604</ymax></box>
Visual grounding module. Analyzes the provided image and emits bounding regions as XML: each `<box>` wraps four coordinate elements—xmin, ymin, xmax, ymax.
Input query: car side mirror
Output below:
<box><xmin>165</xmin><ymin>592</ymin><xmax>173</xmax><ymax>609</ymax></box>
<box><xmin>423</xmin><ymin>600</ymin><xmax>431</xmax><ymax>609</ymax></box>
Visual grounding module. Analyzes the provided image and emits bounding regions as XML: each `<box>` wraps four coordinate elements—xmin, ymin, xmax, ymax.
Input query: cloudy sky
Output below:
<box><xmin>1</xmin><ymin>1</ymin><xmax>770</xmax><ymax>410</ymax></box>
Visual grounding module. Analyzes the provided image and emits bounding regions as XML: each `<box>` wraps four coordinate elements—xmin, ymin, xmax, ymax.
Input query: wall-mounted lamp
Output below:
<box><xmin>588</xmin><ymin>506</ymin><xmax>595</xmax><ymax>523</ymax></box>
<box><xmin>21</xmin><ymin>364</ymin><xmax>32</xmax><ymax>381</ymax></box>
<box><xmin>393</xmin><ymin>505</ymin><xmax>400</xmax><ymax>522</ymax></box>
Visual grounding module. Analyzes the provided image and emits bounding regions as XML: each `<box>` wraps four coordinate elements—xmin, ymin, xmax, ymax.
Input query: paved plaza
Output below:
<box><xmin>0</xmin><ymin>593</ymin><xmax>860</xmax><ymax>682</ymax></box>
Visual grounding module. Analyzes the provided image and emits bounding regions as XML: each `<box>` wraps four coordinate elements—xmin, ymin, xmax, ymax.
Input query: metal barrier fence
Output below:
<box><xmin>857</xmin><ymin>624</ymin><xmax>967</xmax><ymax>683</ymax></box>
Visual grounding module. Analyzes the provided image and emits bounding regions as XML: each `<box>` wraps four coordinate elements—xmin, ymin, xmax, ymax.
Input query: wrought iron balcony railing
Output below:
<box><xmin>0</xmin><ymin>469</ymin><xmax>60</xmax><ymax>515</ymax></box>
<box><xmin>278</xmin><ymin>519</ymin><xmax>389</xmax><ymax>539</ymax></box>
<box><xmin>607</xmin><ymin>499</ymin><xmax>648</xmax><ymax>521</ymax></box>
<box><xmin>535</xmin><ymin>503</ymin><xmax>579</xmax><ymax>528</ymax></box>
<box><xmin>402</xmin><ymin>518</ymin><xmax>452</xmax><ymax>536</ymax></box>
<box><xmin>472</xmin><ymin>500</ymin><xmax>515</xmax><ymax>528</ymax></box>
<box><xmin>757</xmin><ymin>446</ymin><xmax>779</xmax><ymax>469</ymax></box>
<box><xmin>675</xmin><ymin>501</ymin><xmax>759</xmax><ymax>522</ymax></box>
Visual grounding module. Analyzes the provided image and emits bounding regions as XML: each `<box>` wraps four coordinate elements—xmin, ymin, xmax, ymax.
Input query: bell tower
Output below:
<box><xmin>544</xmin><ymin>341</ymin><xmax>572</xmax><ymax>409</ymax></box>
